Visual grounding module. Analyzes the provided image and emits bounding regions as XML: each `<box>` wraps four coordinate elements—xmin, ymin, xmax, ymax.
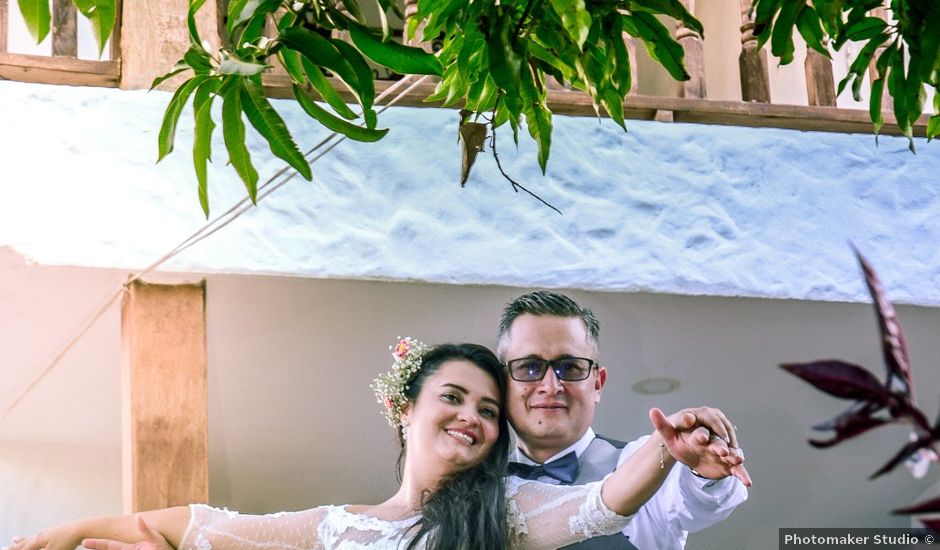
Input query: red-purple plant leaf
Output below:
<box><xmin>809</xmin><ymin>407</ymin><xmax>891</xmax><ymax>448</ymax></box>
<box><xmin>894</xmin><ymin>496</ymin><xmax>940</xmax><ymax>515</ymax></box>
<box><xmin>921</xmin><ymin>519</ymin><xmax>940</xmax><ymax>532</ymax></box>
<box><xmin>781</xmin><ymin>361</ymin><xmax>894</xmax><ymax>403</ymax></box>
<box><xmin>870</xmin><ymin>435</ymin><xmax>934</xmax><ymax>479</ymax></box>
<box><xmin>854</xmin><ymin>248</ymin><xmax>913</xmax><ymax>395</ymax></box>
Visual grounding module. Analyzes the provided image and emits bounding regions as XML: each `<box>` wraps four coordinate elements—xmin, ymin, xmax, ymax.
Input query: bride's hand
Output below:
<box><xmin>83</xmin><ymin>516</ymin><xmax>175</xmax><ymax>550</ymax></box>
<box><xmin>4</xmin><ymin>523</ymin><xmax>82</xmax><ymax>550</ymax></box>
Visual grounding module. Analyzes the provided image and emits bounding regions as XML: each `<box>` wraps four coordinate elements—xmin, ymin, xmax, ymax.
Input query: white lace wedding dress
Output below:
<box><xmin>181</xmin><ymin>476</ymin><xmax>632</xmax><ymax>549</ymax></box>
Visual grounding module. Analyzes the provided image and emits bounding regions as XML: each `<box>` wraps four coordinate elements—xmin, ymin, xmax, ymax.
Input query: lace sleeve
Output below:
<box><xmin>504</xmin><ymin>476</ymin><xmax>633</xmax><ymax>550</ymax></box>
<box><xmin>179</xmin><ymin>504</ymin><xmax>327</xmax><ymax>550</ymax></box>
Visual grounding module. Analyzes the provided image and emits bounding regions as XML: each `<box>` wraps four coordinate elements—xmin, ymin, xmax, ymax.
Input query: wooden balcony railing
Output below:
<box><xmin>0</xmin><ymin>0</ymin><xmax>121</xmax><ymax>86</ymax></box>
<box><xmin>1</xmin><ymin>0</ymin><xmax>932</xmax><ymax>139</ymax></box>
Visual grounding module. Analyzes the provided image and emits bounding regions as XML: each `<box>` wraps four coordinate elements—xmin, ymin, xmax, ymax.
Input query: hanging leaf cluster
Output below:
<box><xmin>781</xmin><ymin>249</ymin><xmax>940</xmax><ymax>525</ymax></box>
<box><xmin>751</xmin><ymin>0</ymin><xmax>940</xmax><ymax>149</ymax></box>
<box><xmin>154</xmin><ymin>0</ymin><xmax>442</xmax><ymax>216</ymax></box>
<box><xmin>414</xmin><ymin>0</ymin><xmax>702</xmax><ymax>175</ymax></box>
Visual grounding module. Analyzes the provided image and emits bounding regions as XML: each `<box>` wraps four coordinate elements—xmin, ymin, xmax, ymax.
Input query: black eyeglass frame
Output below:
<box><xmin>505</xmin><ymin>356</ymin><xmax>598</xmax><ymax>382</ymax></box>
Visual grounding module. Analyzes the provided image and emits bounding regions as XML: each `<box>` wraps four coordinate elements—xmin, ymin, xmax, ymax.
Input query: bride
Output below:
<box><xmin>6</xmin><ymin>339</ymin><xmax>748</xmax><ymax>549</ymax></box>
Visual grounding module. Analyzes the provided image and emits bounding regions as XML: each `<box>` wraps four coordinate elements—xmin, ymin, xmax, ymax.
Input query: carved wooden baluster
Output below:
<box><xmin>621</xmin><ymin>32</ymin><xmax>639</xmax><ymax>95</ymax></box>
<box><xmin>52</xmin><ymin>0</ymin><xmax>77</xmax><ymax>57</ymax></box>
<box><xmin>676</xmin><ymin>0</ymin><xmax>706</xmax><ymax>98</ymax></box>
<box><xmin>739</xmin><ymin>0</ymin><xmax>770</xmax><ymax>102</ymax></box>
<box><xmin>0</xmin><ymin>0</ymin><xmax>8</xmax><ymax>54</ymax></box>
<box><xmin>805</xmin><ymin>38</ymin><xmax>836</xmax><ymax>106</ymax></box>
<box><xmin>867</xmin><ymin>5</ymin><xmax>893</xmax><ymax>112</ymax></box>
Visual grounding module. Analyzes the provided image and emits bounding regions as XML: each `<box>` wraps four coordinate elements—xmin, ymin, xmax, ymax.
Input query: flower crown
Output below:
<box><xmin>372</xmin><ymin>337</ymin><xmax>431</xmax><ymax>429</ymax></box>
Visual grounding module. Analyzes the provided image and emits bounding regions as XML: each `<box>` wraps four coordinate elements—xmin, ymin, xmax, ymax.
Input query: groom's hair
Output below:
<box><xmin>496</xmin><ymin>290</ymin><xmax>600</xmax><ymax>360</ymax></box>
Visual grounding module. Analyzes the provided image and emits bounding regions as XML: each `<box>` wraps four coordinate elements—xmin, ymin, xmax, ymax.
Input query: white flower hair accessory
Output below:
<box><xmin>372</xmin><ymin>337</ymin><xmax>431</xmax><ymax>429</ymax></box>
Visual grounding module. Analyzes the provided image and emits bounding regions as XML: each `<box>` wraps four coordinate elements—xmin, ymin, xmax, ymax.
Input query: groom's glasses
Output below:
<box><xmin>506</xmin><ymin>357</ymin><xmax>597</xmax><ymax>382</ymax></box>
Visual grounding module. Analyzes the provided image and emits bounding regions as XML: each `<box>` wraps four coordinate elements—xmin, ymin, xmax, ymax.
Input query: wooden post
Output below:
<box><xmin>119</xmin><ymin>0</ymin><xmax>220</xmax><ymax>89</ymax></box>
<box><xmin>121</xmin><ymin>280</ymin><xmax>208</xmax><ymax>513</ymax></box>
<box><xmin>52</xmin><ymin>0</ymin><xmax>78</xmax><ymax>57</ymax></box>
<box><xmin>805</xmin><ymin>44</ymin><xmax>836</xmax><ymax>106</ymax></box>
<box><xmin>676</xmin><ymin>0</ymin><xmax>706</xmax><ymax>99</ymax></box>
<box><xmin>738</xmin><ymin>0</ymin><xmax>771</xmax><ymax>102</ymax></box>
<box><xmin>0</xmin><ymin>0</ymin><xmax>9</xmax><ymax>54</ymax></box>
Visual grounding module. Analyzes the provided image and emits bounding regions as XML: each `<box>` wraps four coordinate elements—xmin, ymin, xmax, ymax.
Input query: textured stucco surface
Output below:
<box><xmin>2</xmin><ymin>80</ymin><xmax>939</xmax><ymax>304</ymax></box>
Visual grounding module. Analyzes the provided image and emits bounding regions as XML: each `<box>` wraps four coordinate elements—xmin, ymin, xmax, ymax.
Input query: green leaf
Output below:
<box><xmin>17</xmin><ymin>0</ymin><xmax>51</xmax><ymax>43</ymax></box>
<box><xmin>520</xmin><ymin>67</ymin><xmax>553</xmax><ymax>174</ymax></box>
<box><xmin>549</xmin><ymin>0</ymin><xmax>591</xmax><ymax>49</ymax></box>
<box><xmin>184</xmin><ymin>46</ymin><xmax>214</xmax><ymax>75</ymax></box>
<box><xmin>608</xmin><ymin>18</ymin><xmax>633</xmax><ymax>96</ymax></box>
<box><xmin>796</xmin><ymin>6</ymin><xmax>828</xmax><ymax>57</ymax></box>
<box><xmin>835</xmin><ymin>16</ymin><xmax>887</xmax><ymax>49</ymax></box>
<box><xmin>331</xmin><ymin>39</ymin><xmax>377</xmax><ymax>112</ymax></box>
<box><xmin>278</xmin><ymin>27</ymin><xmax>367</xmax><ymax>108</ymax></box>
<box><xmin>770</xmin><ymin>1</ymin><xmax>802</xmax><ymax>66</ymax></box>
<box><xmin>630</xmin><ymin>0</ymin><xmax>704</xmax><ymax>36</ymax></box>
<box><xmin>486</xmin><ymin>9</ymin><xmax>524</xmax><ymax>93</ymax></box>
<box><xmin>870</xmin><ymin>77</ymin><xmax>885</xmax><ymax>136</ymax></box>
<box><xmin>221</xmin><ymin>80</ymin><xmax>260</xmax><ymax>200</ymax></box>
<box><xmin>292</xmin><ymin>84</ymin><xmax>389</xmax><ymax>142</ymax></box>
<box><xmin>185</xmin><ymin>0</ymin><xmax>207</xmax><ymax>50</ymax></box>
<box><xmin>241</xmin><ymin>80</ymin><xmax>312</xmax><ymax>181</ymax></box>
<box><xmin>629</xmin><ymin>12</ymin><xmax>688</xmax><ymax>81</ymax></box>
<box><xmin>927</xmin><ymin>115</ymin><xmax>940</xmax><ymax>141</ymax></box>
<box><xmin>157</xmin><ymin>75</ymin><xmax>209</xmax><ymax>162</ymax></box>
<box><xmin>301</xmin><ymin>58</ymin><xmax>358</xmax><ymax>120</ymax></box>
<box><xmin>72</xmin><ymin>0</ymin><xmax>116</xmax><ymax>57</ymax></box>
<box><xmin>753</xmin><ymin>0</ymin><xmax>782</xmax><ymax>49</ymax></box>
<box><xmin>348</xmin><ymin>22</ymin><xmax>443</xmax><ymax>76</ymax></box>
<box><xmin>150</xmin><ymin>63</ymin><xmax>189</xmax><ymax>90</ymax></box>
<box><xmin>192</xmin><ymin>79</ymin><xmax>220</xmax><ymax>217</ymax></box>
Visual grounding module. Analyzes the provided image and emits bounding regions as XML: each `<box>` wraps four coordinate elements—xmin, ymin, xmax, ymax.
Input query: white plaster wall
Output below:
<box><xmin>0</xmin><ymin>442</ymin><xmax>121</xmax><ymax>542</ymax></box>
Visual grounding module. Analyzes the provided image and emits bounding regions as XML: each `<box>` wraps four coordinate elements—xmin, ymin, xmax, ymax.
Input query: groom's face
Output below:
<box><xmin>502</xmin><ymin>314</ymin><xmax>606</xmax><ymax>460</ymax></box>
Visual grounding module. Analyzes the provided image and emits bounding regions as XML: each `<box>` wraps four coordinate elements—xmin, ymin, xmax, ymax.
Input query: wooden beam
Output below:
<box><xmin>261</xmin><ymin>73</ymin><xmax>931</xmax><ymax>138</ymax></box>
<box><xmin>121</xmin><ymin>280</ymin><xmax>208</xmax><ymax>513</ymax></box>
<box><xmin>52</xmin><ymin>0</ymin><xmax>78</xmax><ymax>57</ymax></box>
<box><xmin>0</xmin><ymin>51</ymin><xmax>119</xmax><ymax>86</ymax></box>
<box><xmin>120</xmin><ymin>0</ymin><xmax>220</xmax><ymax>90</ymax></box>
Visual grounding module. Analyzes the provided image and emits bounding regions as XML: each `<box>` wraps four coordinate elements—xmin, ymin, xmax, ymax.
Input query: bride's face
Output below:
<box><xmin>403</xmin><ymin>359</ymin><xmax>502</xmax><ymax>474</ymax></box>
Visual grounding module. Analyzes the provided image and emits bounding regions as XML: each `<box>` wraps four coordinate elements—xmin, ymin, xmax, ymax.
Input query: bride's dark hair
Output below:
<box><xmin>398</xmin><ymin>343</ymin><xmax>510</xmax><ymax>550</ymax></box>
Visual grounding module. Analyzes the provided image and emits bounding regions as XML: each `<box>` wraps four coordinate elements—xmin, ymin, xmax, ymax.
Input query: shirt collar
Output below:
<box><xmin>511</xmin><ymin>427</ymin><xmax>596</xmax><ymax>465</ymax></box>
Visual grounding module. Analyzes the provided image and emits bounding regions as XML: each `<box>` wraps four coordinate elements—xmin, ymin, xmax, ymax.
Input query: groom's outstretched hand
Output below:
<box><xmin>650</xmin><ymin>407</ymin><xmax>752</xmax><ymax>487</ymax></box>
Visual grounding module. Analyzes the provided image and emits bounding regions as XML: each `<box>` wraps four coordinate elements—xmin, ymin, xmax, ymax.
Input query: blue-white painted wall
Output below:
<box><xmin>2</xmin><ymin>80</ymin><xmax>939</xmax><ymax>305</ymax></box>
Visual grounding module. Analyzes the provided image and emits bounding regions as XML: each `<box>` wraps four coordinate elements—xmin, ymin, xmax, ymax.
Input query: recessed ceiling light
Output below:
<box><xmin>632</xmin><ymin>377</ymin><xmax>681</xmax><ymax>395</ymax></box>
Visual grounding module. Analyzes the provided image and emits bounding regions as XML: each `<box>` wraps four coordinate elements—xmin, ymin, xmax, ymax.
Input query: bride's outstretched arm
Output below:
<box><xmin>601</xmin><ymin>407</ymin><xmax>751</xmax><ymax>517</ymax></box>
<box><xmin>5</xmin><ymin>508</ymin><xmax>191</xmax><ymax>550</ymax></box>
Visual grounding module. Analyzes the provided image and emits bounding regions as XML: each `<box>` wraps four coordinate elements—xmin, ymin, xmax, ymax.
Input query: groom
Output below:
<box><xmin>499</xmin><ymin>291</ymin><xmax>749</xmax><ymax>549</ymax></box>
